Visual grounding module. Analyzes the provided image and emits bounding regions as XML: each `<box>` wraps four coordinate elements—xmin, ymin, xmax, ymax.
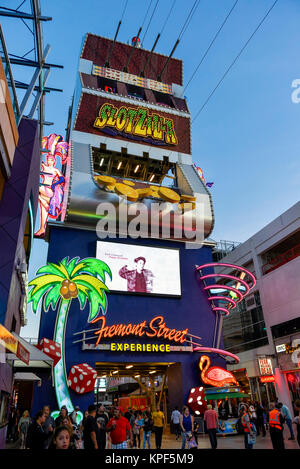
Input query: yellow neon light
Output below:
<box><xmin>110</xmin><ymin>343</ymin><xmax>171</xmax><ymax>352</ymax></box>
<box><xmin>94</xmin><ymin>103</ymin><xmax>178</xmax><ymax>146</ymax></box>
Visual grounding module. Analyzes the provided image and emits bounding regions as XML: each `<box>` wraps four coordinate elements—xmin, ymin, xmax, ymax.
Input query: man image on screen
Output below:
<box><xmin>119</xmin><ymin>256</ymin><xmax>154</xmax><ymax>293</ymax></box>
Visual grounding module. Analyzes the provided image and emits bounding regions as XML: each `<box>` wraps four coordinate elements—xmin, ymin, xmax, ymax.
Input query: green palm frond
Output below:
<box><xmin>71</xmin><ymin>258</ymin><xmax>112</xmax><ymax>282</ymax></box>
<box><xmin>36</xmin><ymin>263</ymin><xmax>68</xmax><ymax>278</ymax></box>
<box><xmin>61</xmin><ymin>256</ymin><xmax>80</xmax><ymax>277</ymax></box>
<box><xmin>28</xmin><ymin>256</ymin><xmax>111</xmax><ymax>321</ymax></box>
<box><xmin>28</xmin><ymin>283</ymin><xmax>53</xmax><ymax>313</ymax></box>
<box><xmin>28</xmin><ymin>266</ymin><xmax>68</xmax><ymax>313</ymax></box>
<box><xmin>44</xmin><ymin>283</ymin><xmax>62</xmax><ymax>312</ymax></box>
<box><xmin>74</xmin><ymin>276</ymin><xmax>109</xmax><ymax>322</ymax></box>
<box><xmin>57</xmin><ymin>258</ymin><xmax>71</xmax><ymax>279</ymax></box>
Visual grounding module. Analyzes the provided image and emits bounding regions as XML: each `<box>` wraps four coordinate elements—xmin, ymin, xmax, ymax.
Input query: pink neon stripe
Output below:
<box><xmin>208</xmin><ymin>296</ymin><xmax>237</xmax><ymax>308</ymax></box>
<box><xmin>204</xmin><ymin>284</ymin><xmax>243</xmax><ymax>301</ymax></box>
<box><xmin>197</xmin><ymin>263</ymin><xmax>256</xmax><ymax>288</ymax></box>
<box><xmin>193</xmin><ymin>346</ymin><xmax>240</xmax><ymax>364</ymax></box>
<box><xmin>200</xmin><ymin>274</ymin><xmax>250</xmax><ymax>294</ymax></box>
<box><xmin>213</xmin><ymin>307</ymin><xmax>230</xmax><ymax>316</ymax></box>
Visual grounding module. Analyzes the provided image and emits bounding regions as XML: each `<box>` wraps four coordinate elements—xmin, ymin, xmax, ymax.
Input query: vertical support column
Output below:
<box><xmin>274</xmin><ymin>368</ymin><xmax>293</xmax><ymax>411</ymax></box>
<box><xmin>167</xmin><ymin>364</ymin><xmax>183</xmax><ymax>413</ymax></box>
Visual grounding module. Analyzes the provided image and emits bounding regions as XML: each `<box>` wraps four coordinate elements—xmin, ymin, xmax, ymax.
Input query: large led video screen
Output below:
<box><xmin>96</xmin><ymin>242</ymin><xmax>181</xmax><ymax>297</ymax></box>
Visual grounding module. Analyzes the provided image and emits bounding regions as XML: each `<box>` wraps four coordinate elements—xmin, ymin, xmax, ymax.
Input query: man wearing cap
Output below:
<box><xmin>106</xmin><ymin>407</ymin><xmax>133</xmax><ymax>449</ymax></box>
<box><xmin>119</xmin><ymin>257</ymin><xmax>154</xmax><ymax>293</ymax></box>
<box><xmin>83</xmin><ymin>405</ymin><xmax>98</xmax><ymax>450</ymax></box>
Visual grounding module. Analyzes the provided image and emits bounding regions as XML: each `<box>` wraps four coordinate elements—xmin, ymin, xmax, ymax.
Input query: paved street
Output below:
<box><xmin>5</xmin><ymin>425</ymin><xmax>298</xmax><ymax>450</ymax></box>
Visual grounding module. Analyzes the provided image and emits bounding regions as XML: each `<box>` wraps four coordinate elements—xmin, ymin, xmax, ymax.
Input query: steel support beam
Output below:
<box><xmin>19</xmin><ymin>43</ymin><xmax>51</xmax><ymax>119</ymax></box>
<box><xmin>9</xmin><ymin>56</ymin><xmax>63</xmax><ymax>69</ymax></box>
<box><xmin>0</xmin><ymin>9</ymin><xmax>51</xmax><ymax>21</ymax></box>
<box><xmin>28</xmin><ymin>68</ymin><xmax>50</xmax><ymax>118</ymax></box>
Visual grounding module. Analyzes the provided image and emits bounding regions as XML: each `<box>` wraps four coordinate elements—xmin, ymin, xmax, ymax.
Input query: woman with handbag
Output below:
<box><xmin>180</xmin><ymin>406</ymin><xmax>195</xmax><ymax>449</ymax></box>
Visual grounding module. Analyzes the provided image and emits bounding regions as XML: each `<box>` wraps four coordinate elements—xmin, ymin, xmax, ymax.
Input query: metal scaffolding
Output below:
<box><xmin>0</xmin><ymin>0</ymin><xmax>63</xmax><ymax>139</ymax></box>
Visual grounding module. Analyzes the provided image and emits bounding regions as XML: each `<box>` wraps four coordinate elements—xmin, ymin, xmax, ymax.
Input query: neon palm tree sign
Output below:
<box><xmin>28</xmin><ymin>257</ymin><xmax>112</xmax><ymax>414</ymax></box>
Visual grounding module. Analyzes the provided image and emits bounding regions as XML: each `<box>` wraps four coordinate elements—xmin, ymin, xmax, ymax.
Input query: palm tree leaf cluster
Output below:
<box><xmin>28</xmin><ymin>257</ymin><xmax>112</xmax><ymax>322</ymax></box>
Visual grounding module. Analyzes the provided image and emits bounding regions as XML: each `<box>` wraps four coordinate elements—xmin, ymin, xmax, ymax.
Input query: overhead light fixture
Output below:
<box><xmin>112</xmin><ymin>370</ymin><xmax>118</xmax><ymax>374</ymax></box>
<box><xmin>101</xmin><ymin>374</ymin><xmax>106</xmax><ymax>378</ymax></box>
<box><xmin>149</xmin><ymin>174</ymin><xmax>155</xmax><ymax>182</ymax></box>
<box><xmin>117</xmin><ymin>162</ymin><xmax>122</xmax><ymax>170</ymax></box>
<box><xmin>100</xmin><ymin>158</ymin><xmax>104</xmax><ymax>166</ymax></box>
<box><xmin>149</xmin><ymin>370</ymin><xmax>156</xmax><ymax>374</ymax></box>
<box><xmin>126</xmin><ymin>365</ymin><xmax>133</xmax><ymax>369</ymax></box>
<box><xmin>134</xmin><ymin>165</ymin><xmax>140</xmax><ymax>173</ymax></box>
<box><xmin>134</xmin><ymin>374</ymin><xmax>140</xmax><ymax>378</ymax></box>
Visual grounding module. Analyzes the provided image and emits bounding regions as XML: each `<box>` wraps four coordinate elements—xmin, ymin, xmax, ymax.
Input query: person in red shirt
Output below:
<box><xmin>204</xmin><ymin>405</ymin><xmax>219</xmax><ymax>449</ymax></box>
<box><xmin>106</xmin><ymin>407</ymin><xmax>133</xmax><ymax>449</ymax></box>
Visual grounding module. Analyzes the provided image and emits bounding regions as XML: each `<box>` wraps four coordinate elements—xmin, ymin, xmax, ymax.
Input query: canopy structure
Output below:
<box><xmin>13</xmin><ymin>372</ymin><xmax>41</xmax><ymax>382</ymax></box>
<box><xmin>205</xmin><ymin>392</ymin><xmax>251</xmax><ymax>400</ymax></box>
<box><xmin>7</xmin><ymin>333</ymin><xmax>53</xmax><ymax>368</ymax></box>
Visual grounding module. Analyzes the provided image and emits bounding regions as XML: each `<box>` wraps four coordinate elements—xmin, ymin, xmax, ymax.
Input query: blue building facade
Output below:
<box><xmin>33</xmin><ymin>227</ymin><xmax>224</xmax><ymax>415</ymax></box>
<box><xmin>32</xmin><ymin>33</ymin><xmax>219</xmax><ymax>417</ymax></box>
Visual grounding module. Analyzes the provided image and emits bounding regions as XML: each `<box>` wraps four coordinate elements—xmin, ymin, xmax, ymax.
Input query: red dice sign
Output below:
<box><xmin>187</xmin><ymin>386</ymin><xmax>207</xmax><ymax>415</ymax></box>
<box><xmin>36</xmin><ymin>338</ymin><xmax>61</xmax><ymax>366</ymax></box>
<box><xmin>67</xmin><ymin>363</ymin><xmax>97</xmax><ymax>394</ymax></box>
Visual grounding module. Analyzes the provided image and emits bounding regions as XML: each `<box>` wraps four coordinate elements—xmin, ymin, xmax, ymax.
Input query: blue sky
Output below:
<box><xmin>2</xmin><ymin>0</ymin><xmax>299</xmax><ymax>337</ymax></box>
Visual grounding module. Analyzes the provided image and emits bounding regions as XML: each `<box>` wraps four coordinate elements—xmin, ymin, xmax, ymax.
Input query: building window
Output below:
<box><xmin>153</xmin><ymin>90</ymin><xmax>175</xmax><ymax>108</ymax></box>
<box><xmin>11</xmin><ymin>316</ymin><xmax>17</xmax><ymax>333</ymax></box>
<box><xmin>97</xmin><ymin>77</ymin><xmax>117</xmax><ymax>94</ymax></box>
<box><xmin>126</xmin><ymin>84</ymin><xmax>145</xmax><ymax>101</ymax></box>
<box><xmin>261</xmin><ymin>229</ymin><xmax>300</xmax><ymax>275</ymax></box>
<box><xmin>223</xmin><ymin>301</ymin><xmax>269</xmax><ymax>354</ymax></box>
<box><xmin>271</xmin><ymin>318</ymin><xmax>300</xmax><ymax>339</ymax></box>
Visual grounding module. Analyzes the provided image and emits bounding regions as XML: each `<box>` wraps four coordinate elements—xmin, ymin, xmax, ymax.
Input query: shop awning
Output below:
<box><xmin>0</xmin><ymin>324</ymin><xmax>30</xmax><ymax>364</ymax></box>
<box><xmin>14</xmin><ymin>372</ymin><xmax>41</xmax><ymax>382</ymax></box>
<box><xmin>205</xmin><ymin>392</ymin><xmax>251</xmax><ymax>400</ymax></box>
<box><xmin>6</xmin><ymin>334</ymin><xmax>53</xmax><ymax>368</ymax></box>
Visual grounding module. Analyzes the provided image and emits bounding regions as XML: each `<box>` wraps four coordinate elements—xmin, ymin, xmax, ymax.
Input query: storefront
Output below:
<box><xmin>30</xmin><ymin>233</ymin><xmax>224</xmax><ymax>418</ymax></box>
<box><xmin>274</xmin><ymin>332</ymin><xmax>300</xmax><ymax>410</ymax></box>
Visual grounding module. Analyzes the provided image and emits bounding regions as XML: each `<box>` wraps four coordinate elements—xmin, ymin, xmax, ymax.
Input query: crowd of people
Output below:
<box><xmin>5</xmin><ymin>398</ymin><xmax>300</xmax><ymax>450</ymax></box>
<box><xmin>238</xmin><ymin>399</ymin><xmax>300</xmax><ymax>449</ymax></box>
<box><xmin>6</xmin><ymin>403</ymin><xmax>167</xmax><ymax>450</ymax></box>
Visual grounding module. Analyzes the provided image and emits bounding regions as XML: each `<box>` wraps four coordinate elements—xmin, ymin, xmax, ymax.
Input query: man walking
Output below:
<box><xmin>26</xmin><ymin>410</ymin><xmax>48</xmax><ymax>450</ymax></box>
<box><xmin>106</xmin><ymin>407</ymin><xmax>133</xmax><ymax>449</ymax></box>
<box><xmin>240</xmin><ymin>404</ymin><xmax>255</xmax><ymax>449</ymax></box>
<box><xmin>171</xmin><ymin>406</ymin><xmax>181</xmax><ymax>440</ymax></box>
<box><xmin>96</xmin><ymin>405</ymin><xmax>109</xmax><ymax>450</ymax></box>
<box><xmin>204</xmin><ymin>404</ymin><xmax>219</xmax><ymax>449</ymax></box>
<box><xmin>152</xmin><ymin>405</ymin><xmax>165</xmax><ymax>449</ymax></box>
<box><xmin>42</xmin><ymin>405</ymin><xmax>54</xmax><ymax>449</ymax></box>
<box><xmin>83</xmin><ymin>405</ymin><xmax>99</xmax><ymax>450</ymax></box>
<box><xmin>277</xmin><ymin>402</ymin><xmax>295</xmax><ymax>440</ymax></box>
<box><xmin>269</xmin><ymin>402</ymin><xmax>285</xmax><ymax>450</ymax></box>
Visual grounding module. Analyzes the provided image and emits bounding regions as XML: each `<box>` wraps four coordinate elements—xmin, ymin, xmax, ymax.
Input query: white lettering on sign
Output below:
<box><xmin>276</xmin><ymin>344</ymin><xmax>286</xmax><ymax>353</ymax></box>
<box><xmin>258</xmin><ymin>358</ymin><xmax>273</xmax><ymax>376</ymax></box>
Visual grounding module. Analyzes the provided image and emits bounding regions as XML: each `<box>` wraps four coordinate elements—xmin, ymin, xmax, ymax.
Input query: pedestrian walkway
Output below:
<box><xmin>156</xmin><ymin>426</ymin><xmax>298</xmax><ymax>449</ymax></box>
<box><xmin>6</xmin><ymin>426</ymin><xmax>298</xmax><ymax>450</ymax></box>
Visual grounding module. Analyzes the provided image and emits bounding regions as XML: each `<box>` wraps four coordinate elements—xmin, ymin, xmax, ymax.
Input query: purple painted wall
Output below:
<box><xmin>0</xmin><ymin>117</ymin><xmax>40</xmax><ymax>449</ymax></box>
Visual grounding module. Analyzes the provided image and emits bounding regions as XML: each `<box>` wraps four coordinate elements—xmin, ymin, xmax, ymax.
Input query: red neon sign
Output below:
<box><xmin>260</xmin><ymin>376</ymin><xmax>275</xmax><ymax>383</ymax></box>
<box><xmin>199</xmin><ymin>355</ymin><xmax>239</xmax><ymax>388</ymax></box>
<box><xmin>91</xmin><ymin>315</ymin><xmax>188</xmax><ymax>346</ymax></box>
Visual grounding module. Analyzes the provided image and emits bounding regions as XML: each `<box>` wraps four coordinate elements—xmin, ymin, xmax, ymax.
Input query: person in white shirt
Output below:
<box><xmin>171</xmin><ymin>407</ymin><xmax>181</xmax><ymax>440</ymax></box>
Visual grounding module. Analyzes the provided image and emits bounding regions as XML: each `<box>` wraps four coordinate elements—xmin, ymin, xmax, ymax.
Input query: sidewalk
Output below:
<box><xmin>6</xmin><ymin>426</ymin><xmax>298</xmax><ymax>450</ymax></box>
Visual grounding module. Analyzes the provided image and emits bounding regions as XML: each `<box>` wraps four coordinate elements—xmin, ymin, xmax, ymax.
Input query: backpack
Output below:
<box><xmin>236</xmin><ymin>418</ymin><xmax>244</xmax><ymax>434</ymax></box>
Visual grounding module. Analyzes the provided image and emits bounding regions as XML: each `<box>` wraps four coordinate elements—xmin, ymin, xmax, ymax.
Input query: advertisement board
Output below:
<box><xmin>74</xmin><ymin>94</ymin><xmax>191</xmax><ymax>154</ymax></box>
<box><xmin>96</xmin><ymin>241</ymin><xmax>181</xmax><ymax>296</ymax></box>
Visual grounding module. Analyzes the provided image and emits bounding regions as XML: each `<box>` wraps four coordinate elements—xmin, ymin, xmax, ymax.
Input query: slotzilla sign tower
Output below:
<box><xmin>32</xmin><ymin>33</ymin><xmax>220</xmax><ymax>415</ymax></box>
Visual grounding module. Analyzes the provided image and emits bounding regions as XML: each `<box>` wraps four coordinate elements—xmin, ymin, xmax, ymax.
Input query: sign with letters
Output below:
<box><xmin>94</xmin><ymin>103</ymin><xmax>178</xmax><ymax>146</ymax></box>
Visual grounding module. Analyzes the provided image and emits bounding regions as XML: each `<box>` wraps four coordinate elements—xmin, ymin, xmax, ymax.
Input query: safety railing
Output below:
<box><xmin>262</xmin><ymin>242</ymin><xmax>300</xmax><ymax>275</ymax></box>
